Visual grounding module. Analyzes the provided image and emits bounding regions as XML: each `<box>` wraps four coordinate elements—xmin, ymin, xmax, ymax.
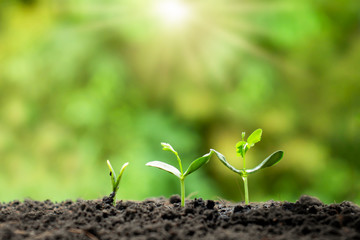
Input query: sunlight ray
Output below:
<box><xmin>59</xmin><ymin>0</ymin><xmax>301</xmax><ymax>83</ymax></box>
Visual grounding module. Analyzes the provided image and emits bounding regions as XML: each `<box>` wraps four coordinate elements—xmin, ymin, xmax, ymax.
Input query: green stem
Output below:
<box><xmin>110</xmin><ymin>191</ymin><xmax>116</xmax><ymax>206</ymax></box>
<box><xmin>176</xmin><ymin>153</ymin><xmax>183</xmax><ymax>175</ymax></box>
<box><xmin>242</xmin><ymin>175</ymin><xmax>249</xmax><ymax>204</ymax></box>
<box><xmin>243</xmin><ymin>155</ymin><xmax>246</xmax><ymax>169</ymax></box>
<box><xmin>176</xmin><ymin>152</ymin><xmax>185</xmax><ymax>207</ymax></box>
<box><xmin>180</xmin><ymin>178</ymin><xmax>185</xmax><ymax>207</ymax></box>
<box><xmin>241</xmin><ymin>153</ymin><xmax>249</xmax><ymax>204</ymax></box>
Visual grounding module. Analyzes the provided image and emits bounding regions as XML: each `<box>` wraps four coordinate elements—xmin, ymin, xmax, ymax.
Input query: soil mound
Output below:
<box><xmin>0</xmin><ymin>195</ymin><xmax>359</xmax><ymax>240</ymax></box>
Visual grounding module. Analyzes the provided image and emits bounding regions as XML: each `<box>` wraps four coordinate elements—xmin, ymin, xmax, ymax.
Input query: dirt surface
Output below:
<box><xmin>0</xmin><ymin>195</ymin><xmax>359</xmax><ymax>240</ymax></box>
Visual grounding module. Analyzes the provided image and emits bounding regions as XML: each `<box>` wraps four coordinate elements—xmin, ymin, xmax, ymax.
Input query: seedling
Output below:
<box><xmin>146</xmin><ymin>142</ymin><xmax>213</xmax><ymax>207</ymax></box>
<box><xmin>212</xmin><ymin>129</ymin><xmax>283</xmax><ymax>204</ymax></box>
<box><xmin>106</xmin><ymin>160</ymin><xmax>129</xmax><ymax>205</ymax></box>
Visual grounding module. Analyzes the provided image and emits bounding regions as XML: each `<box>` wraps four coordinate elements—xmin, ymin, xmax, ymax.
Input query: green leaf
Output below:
<box><xmin>107</xmin><ymin>160</ymin><xmax>116</xmax><ymax>190</ymax></box>
<box><xmin>146</xmin><ymin>161</ymin><xmax>181</xmax><ymax>178</ymax></box>
<box><xmin>184</xmin><ymin>151</ymin><xmax>213</xmax><ymax>177</ymax></box>
<box><xmin>114</xmin><ymin>162</ymin><xmax>129</xmax><ymax>190</ymax></box>
<box><xmin>247</xmin><ymin>128</ymin><xmax>262</xmax><ymax>147</ymax></box>
<box><xmin>246</xmin><ymin>150</ymin><xmax>284</xmax><ymax>175</ymax></box>
<box><xmin>161</xmin><ymin>142</ymin><xmax>177</xmax><ymax>155</ymax></box>
<box><xmin>235</xmin><ymin>141</ymin><xmax>248</xmax><ymax>158</ymax></box>
<box><xmin>211</xmin><ymin>149</ymin><xmax>243</xmax><ymax>176</ymax></box>
<box><xmin>241</xmin><ymin>132</ymin><xmax>246</xmax><ymax>140</ymax></box>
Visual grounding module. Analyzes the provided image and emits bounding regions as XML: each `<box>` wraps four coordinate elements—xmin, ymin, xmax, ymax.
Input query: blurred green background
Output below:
<box><xmin>0</xmin><ymin>0</ymin><xmax>359</xmax><ymax>204</ymax></box>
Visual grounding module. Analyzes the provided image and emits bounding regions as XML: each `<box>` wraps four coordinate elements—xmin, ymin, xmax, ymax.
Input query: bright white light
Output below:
<box><xmin>154</xmin><ymin>0</ymin><xmax>191</xmax><ymax>26</ymax></box>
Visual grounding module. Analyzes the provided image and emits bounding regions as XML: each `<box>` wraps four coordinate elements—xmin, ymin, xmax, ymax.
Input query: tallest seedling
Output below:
<box><xmin>212</xmin><ymin>129</ymin><xmax>284</xmax><ymax>204</ymax></box>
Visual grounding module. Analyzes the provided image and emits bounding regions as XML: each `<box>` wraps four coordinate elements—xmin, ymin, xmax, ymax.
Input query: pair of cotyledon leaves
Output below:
<box><xmin>147</xmin><ymin>131</ymin><xmax>283</xmax><ymax>179</ymax></box>
<box><xmin>146</xmin><ymin>143</ymin><xmax>213</xmax><ymax>179</ymax></box>
<box><xmin>216</xmin><ymin>129</ymin><xmax>283</xmax><ymax>176</ymax></box>
<box><xmin>107</xmin><ymin>160</ymin><xmax>129</xmax><ymax>193</ymax></box>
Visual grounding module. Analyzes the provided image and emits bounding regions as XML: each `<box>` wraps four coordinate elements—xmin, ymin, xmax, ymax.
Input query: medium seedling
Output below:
<box><xmin>212</xmin><ymin>129</ymin><xmax>283</xmax><ymax>204</ymax></box>
<box><xmin>146</xmin><ymin>142</ymin><xmax>213</xmax><ymax>207</ymax></box>
<box><xmin>106</xmin><ymin>160</ymin><xmax>129</xmax><ymax>205</ymax></box>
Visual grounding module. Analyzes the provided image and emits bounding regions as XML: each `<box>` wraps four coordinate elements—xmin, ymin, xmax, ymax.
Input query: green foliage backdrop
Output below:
<box><xmin>0</xmin><ymin>0</ymin><xmax>359</xmax><ymax>204</ymax></box>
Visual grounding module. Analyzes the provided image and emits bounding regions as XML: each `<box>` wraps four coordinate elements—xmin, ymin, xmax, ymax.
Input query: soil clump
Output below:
<box><xmin>0</xmin><ymin>195</ymin><xmax>359</xmax><ymax>240</ymax></box>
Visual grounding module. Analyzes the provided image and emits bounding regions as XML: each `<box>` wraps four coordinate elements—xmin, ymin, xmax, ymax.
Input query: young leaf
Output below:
<box><xmin>161</xmin><ymin>142</ymin><xmax>177</xmax><ymax>155</ymax></box>
<box><xmin>115</xmin><ymin>162</ymin><xmax>129</xmax><ymax>190</ymax></box>
<box><xmin>241</xmin><ymin>132</ymin><xmax>246</xmax><ymax>140</ymax></box>
<box><xmin>211</xmin><ymin>149</ymin><xmax>243</xmax><ymax>176</ymax></box>
<box><xmin>247</xmin><ymin>128</ymin><xmax>262</xmax><ymax>147</ymax></box>
<box><xmin>107</xmin><ymin>160</ymin><xmax>116</xmax><ymax>190</ymax></box>
<box><xmin>184</xmin><ymin>151</ymin><xmax>213</xmax><ymax>177</ymax></box>
<box><xmin>246</xmin><ymin>150</ymin><xmax>284</xmax><ymax>175</ymax></box>
<box><xmin>235</xmin><ymin>141</ymin><xmax>248</xmax><ymax>158</ymax></box>
<box><xmin>146</xmin><ymin>161</ymin><xmax>181</xmax><ymax>179</ymax></box>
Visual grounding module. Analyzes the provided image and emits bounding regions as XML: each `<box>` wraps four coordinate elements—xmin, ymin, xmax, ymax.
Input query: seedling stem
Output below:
<box><xmin>242</xmin><ymin>154</ymin><xmax>249</xmax><ymax>204</ymax></box>
<box><xmin>176</xmin><ymin>153</ymin><xmax>184</xmax><ymax>175</ymax></box>
<box><xmin>180</xmin><ymin>178</ymin><xmax>185</xmax><ymax>207</ymax></box>
<box><xmin>242</xmin><ymin>175</ymin><xmax>249</xmax><ymax>204</ymax></box>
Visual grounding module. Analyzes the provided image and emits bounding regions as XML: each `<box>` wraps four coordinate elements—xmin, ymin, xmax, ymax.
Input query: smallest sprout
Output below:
<box><xmin>107</xmin><ymin>160</ymin><xmax>129</xmax><ymax>206</ymax></box>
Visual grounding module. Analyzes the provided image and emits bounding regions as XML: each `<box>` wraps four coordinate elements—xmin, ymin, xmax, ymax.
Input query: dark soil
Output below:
<box><xmin>0</xmin><ymin>195</ymin><xmax>359</xmax><ymax>240</ymax></box>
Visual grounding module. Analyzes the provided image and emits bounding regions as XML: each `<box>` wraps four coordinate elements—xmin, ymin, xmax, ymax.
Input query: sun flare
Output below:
<box><xmin>153</xmin><ymin>0</ymin><xmax>191</xmax><ymax>26</ymax></box>
<box><xmin>70</xmin><ymin>0</ymin><xmax>292</xmax><ymax>82</ymax></box>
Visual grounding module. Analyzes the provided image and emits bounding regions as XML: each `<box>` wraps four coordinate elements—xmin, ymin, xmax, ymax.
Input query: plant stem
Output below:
<box><xmin>110</xmin><ymin>191</ymin><xmax>116</xmax><ymax>206</ymax></box>
<box><xmin>243</xmin><ymin>155</ymin><xmax>246</xmax><ymax>169</ymax></box>
<box><xmin>241</xmin><ymin>153</ymin><xmax>249</xmax><ymax>204</ymax></box>
<box><xmin>176</xmin><ymin>153</ymin><xmax>183</xmax><ymax>175</ymax></box>
<box><xmin>180</xmin><ymin>178</ymin><xmax>185</xmax><ymax>207</ymax></box>
<box><xmin>242</xmin><ymin>175</ymin><xmax>249</xmax><ymax>204</ymax></box>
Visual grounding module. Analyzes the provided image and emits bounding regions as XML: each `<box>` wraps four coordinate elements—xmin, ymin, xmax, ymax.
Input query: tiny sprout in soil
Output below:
<box><xmin>212</xmin><ymin>129</ymin><xmax>284</xmax><ymax>204</ymax></box>
<box><xmin>146</xmin><ymin>142</ymin><xmax>213</xmax><ymax>207</ymax></box>
<box><xmin>106</xmin><ymin>160</ymin><xmax>129</xmax><ymax>205</ymax></box>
